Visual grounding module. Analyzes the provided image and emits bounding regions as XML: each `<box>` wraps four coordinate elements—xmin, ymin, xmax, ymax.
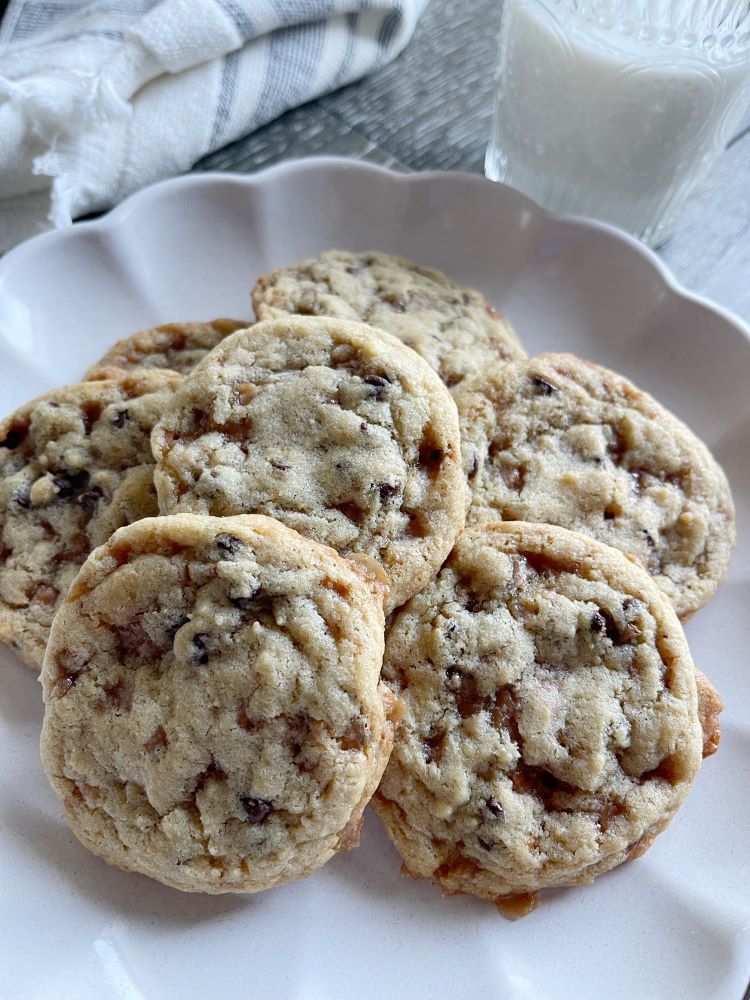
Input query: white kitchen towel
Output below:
<box><xmin>0</xmin><ymin>0</ymin><xmax>428</xmax><ymax>252</ymax></box>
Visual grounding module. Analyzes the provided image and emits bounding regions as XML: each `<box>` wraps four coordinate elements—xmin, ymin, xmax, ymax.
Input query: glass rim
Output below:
<box><xmin>516</xmin><ymin>0</ymin><xmax>750</xmax><ymax>64</ymax></box>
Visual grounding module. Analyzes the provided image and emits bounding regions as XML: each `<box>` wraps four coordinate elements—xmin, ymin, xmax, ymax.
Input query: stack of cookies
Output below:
<box><xmin>0</xmin><ymin>252</ymin><xmax>733</xmax><ymax>916</ymax></box>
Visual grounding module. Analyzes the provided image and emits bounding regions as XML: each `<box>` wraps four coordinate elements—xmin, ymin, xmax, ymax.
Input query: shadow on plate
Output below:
<box><xmin>0</xmin><ymin>652</ymin><xmax>44</xmax><ymax>729</ymax></box>
<box><xmin>5</xmin><ymin>798</ymin><xmax>257</xmax><ymax>927</ymax></box>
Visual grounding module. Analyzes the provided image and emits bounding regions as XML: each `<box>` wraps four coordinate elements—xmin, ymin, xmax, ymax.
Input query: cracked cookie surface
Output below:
<box><xmin>84</xmin><ymin>319</ymin><xmax>247</xmax><ymax>378</ymax></box>
<box><xmin>40</xmin><ymin>513</ymin><xmax>398</xmax><ymax>893</ymax></box>
<box><xmin>152</xmin><ymin>316</ymin><xmax>466</xmax><ymax>613</ymax></box>
<box><xmin>0</xmin><ymin>369</ymin><xmax>182</xmax><ymax>668</ymax></box>
<box><xmin>252</xmin><ymin>250</ymin><xmax>525</xmax><ymax>389</ymax></box>
<box><xmin>374</xmin><ymin>522</ymin><xmax>703</xmax><ymax>913</ymax></box>
<box><xmin>455</xmin><ymin>353</ymin><xmax>735</xmax><ymax>619</ymax></box>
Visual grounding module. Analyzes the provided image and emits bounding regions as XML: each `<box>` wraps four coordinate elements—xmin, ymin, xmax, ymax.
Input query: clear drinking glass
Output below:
<box><xmin>485</xmin><ymin>0</ymin><xmax>750</xmax><ymax>245</ymax></box>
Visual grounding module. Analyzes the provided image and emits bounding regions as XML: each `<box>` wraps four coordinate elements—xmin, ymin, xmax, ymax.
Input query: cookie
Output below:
<box><xmin>374</xmin><ymin>522</ymin><xmax>703</xmax><ymax>916</ymax></box>
<box><xmin>152</xmin><ymin>316</ymin><xmax>466</xmax><ymax>613</ymax></box>
<box><xmin>455</xmin><ymin>353</ymin><xmax>735</xmax><ymax>619</ymax></box>
<box><xmin>696</xmin><ymin>670</ymin><xmax>722</xmax><ymax>759</ymax></box>
<box><xmin>252</xmin><ymin>250</ymin><xmax>525</xmax><ymax>389</ymax></box>
<box><xmin>0</xmin><ymin>369</ymin><xmax>182</xmax><ymax>668</ymax></box>
<box><xmin>40</xmin><ymin>513</ymin><xmax>398</xmax><ymax>894</ymax></box>
<box><xmin>84</xmin><ymin>319</ymin><xmax>247</xmax><ymax>378</ymax></box>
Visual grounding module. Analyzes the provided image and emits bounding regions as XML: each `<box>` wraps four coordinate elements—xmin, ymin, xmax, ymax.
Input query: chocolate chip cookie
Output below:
<box><xmin>40</xmin><ymin>513</ymin><xmax>399</xmax><ymax>893</ymax></box>
<box><xmin>374</xmin><ymin>522</ymin><xmax>703</xmax><ymax>915</ymax></box>
<box><xmin>84</xmin><ymin>319</ymin><xmax>247</xmax><ymax>379</ymax></box>
<box><xmin>252</xmin><ymin>250</ymin><xmax>525</xmax><ymax>389</ymax></box>
<box><xmin>152</xmin><ymin>317</ymin><xmax>466</xmax><ymax>612</ymax></box>
<box><xmin>0</xmin><ymin>369</ymin><xmax>182</xmax><ymax>668</ymax></box>
<box><xmin>455</xmin><ymin>354</ymin><xmax>735</xmax><ymax>619</ymax></box>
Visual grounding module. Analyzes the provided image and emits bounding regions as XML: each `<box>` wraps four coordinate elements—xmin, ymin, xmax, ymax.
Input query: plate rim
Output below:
<box><xmin>1</xmin><ymin>155</ymin><xmax>749</xmax><ymax>350</ymax></box>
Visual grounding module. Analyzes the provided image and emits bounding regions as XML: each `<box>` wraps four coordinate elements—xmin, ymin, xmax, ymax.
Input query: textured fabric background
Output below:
<box><xmin>0</xmin><ymin>0</ymin><xmax>428</xmax><ymax>250</ymax></box>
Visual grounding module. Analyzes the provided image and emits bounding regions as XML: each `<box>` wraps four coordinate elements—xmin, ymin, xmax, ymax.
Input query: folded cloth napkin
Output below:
<box><xmin>0</xmin><ymin>0</ymin><xmax>428</xmax><ymax>252</ymax></box>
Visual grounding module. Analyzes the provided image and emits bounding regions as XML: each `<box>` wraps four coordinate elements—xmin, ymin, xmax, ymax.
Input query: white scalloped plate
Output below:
<box><xmin>0</xmin><ymin>159</ymin><xmax>748</xmax><ymax>1000</ymax></box>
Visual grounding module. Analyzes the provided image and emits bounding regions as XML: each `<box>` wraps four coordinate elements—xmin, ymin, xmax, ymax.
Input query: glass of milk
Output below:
<box><xmin>485</xmin><ymin>0</ymin><xmax>750</xmax><ymax>245</ymax></box>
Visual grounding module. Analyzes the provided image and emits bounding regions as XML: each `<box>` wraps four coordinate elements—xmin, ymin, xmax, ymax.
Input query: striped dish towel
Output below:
<box><xmin>0</xmin><ymin>0</ymin><xmax>428</xmax><ymax>252</ymax></box>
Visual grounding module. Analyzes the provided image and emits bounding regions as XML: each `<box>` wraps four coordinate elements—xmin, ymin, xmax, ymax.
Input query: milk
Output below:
<box><xmin>485</xmin><ymin>1</ymin><xmax>750</xmax><ymax>244</ymax></box>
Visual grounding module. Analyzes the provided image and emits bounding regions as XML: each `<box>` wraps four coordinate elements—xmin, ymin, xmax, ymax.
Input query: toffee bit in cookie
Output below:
<box><xmin>598</xmin><ymin>800</ymin><xmax>625</xmax><ymax>832</ymax></box>
<box><xmin>113</xmin><ymin>616</ymin><xmax>160</xmax><ymax>660</ymax></box>
<box><xmin>144</xmin><ymin>726</ymin><xmax>168</xmax><ymax>753</ymax></box>
<box><xmin>642</xmin><ymin>754</ymin><xmax>680</xmax><ymax>783</ymax></box>
<box><xmin>31</xmin><ymin>583</ymin><xmax>58</xmax><ymax>606</ymax></box>
<box><xmin>294</xmin><ymin>293</ymin><xmax>319</xmax><ymax>316</ymax></box>
<box><xmin>499</xmin><ymin>463</ymin><xmax>525</xmax><ymax>492</ymax></box>
<box><xmin>454</xmin><ymin>671</ymin><xmax>482</xmax><ymax>719</ymax></box>
<box><xmin>321</xmin><ymin>577</ymin><xmax>351</xmax><ymax>599</ymax></box>
<box><xmin>340</xmin><ymin>716</ymin><xmax>369</xmax><ymax>751</ymax></box>
<box><xmin>486</xmin><ymin>797</ymin><xmax>505</xmax><ymax>820</ymax></box>
<box><xmin>241</xmin><ymin>796</ymin><xmax>274</xmax><ymax>824</ymax></box>
<box><xmin>53</xmin><ymin>670</ymin><xmax>81</xmax><ymax>699</ymax></box>
<box><xmin>496</xmin><ymin>892</ymin><xmax>540</xmax><ymax>920</ymax></box>
<box><xmin>330</xmin><ymin>343</ymin><xmax>355</xmax><ymax>365</ymax></box>
<box><xmin>418</xmin><ymin>439</ymin><xmax>445</xmax><ymax>478</ymax></box>
<box><xmin>489</xmin><ymin>686</ymin><xmax>520</xmax><ymax>740</ymax></box>
<box><xmin>112</xmin><ymin>409</ymin><xmax>130</xmax><ymax>428</ymax></box>
<box><xmin>382</xmin><ymin>292</ymin><xmax>408</xmax><ymax>312</ymax></box>
<box><xmin>519</xmin><ymin>550</ymin><xmax>554</xmax><ymax>576</ymax></box>
<box><xmin>405</xmin><ymin>512</ymin><xmax>430</xmax><ymax>538</ymax></box>
<box><xmin>53</xmin><ymin>650</ymin><xmax>84</xmax><ymax>698</ymax></box>
<box><xmin>606</xmin><ymin>428</ymin><xmax>627</xmax><ymax>464</ymax></box>
<box><xmin>334</xmin><ymin>501</ymin><xmax>365</xmax><ymax>525</ymax></box>
<box><xmin>234</xmin><ymin>383</ymin><xmax>256</xmax><ymax>405</ymax></box>
<box><xmin>103</xmin><ymin>679</ymin><xmax>133</xmax><ymax>713</ymax></box>
<box><xmin>81</xmin><ymin>400</ymin><xmax>104</xmax><ymax>434</ymax></box>
<box><xmin>531</xmin><ymin>375</ymin><xmax>558</xmax><ymax>395</ymax></box>
<box><xmin>423</xmin><ymin>729</ymin><xmax>446</xmax><ymax>763</ymax></box>
<box><xmin>236</xmin><ymin>701</ymin><xmax>257</xmax><ymax>732</ymax></box>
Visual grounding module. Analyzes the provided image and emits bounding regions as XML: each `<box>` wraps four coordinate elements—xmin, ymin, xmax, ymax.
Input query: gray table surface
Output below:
<box><xmin>196</xmin><ymin>0</ymin><xmax>750</xmax><ymax>327</ymax></box>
